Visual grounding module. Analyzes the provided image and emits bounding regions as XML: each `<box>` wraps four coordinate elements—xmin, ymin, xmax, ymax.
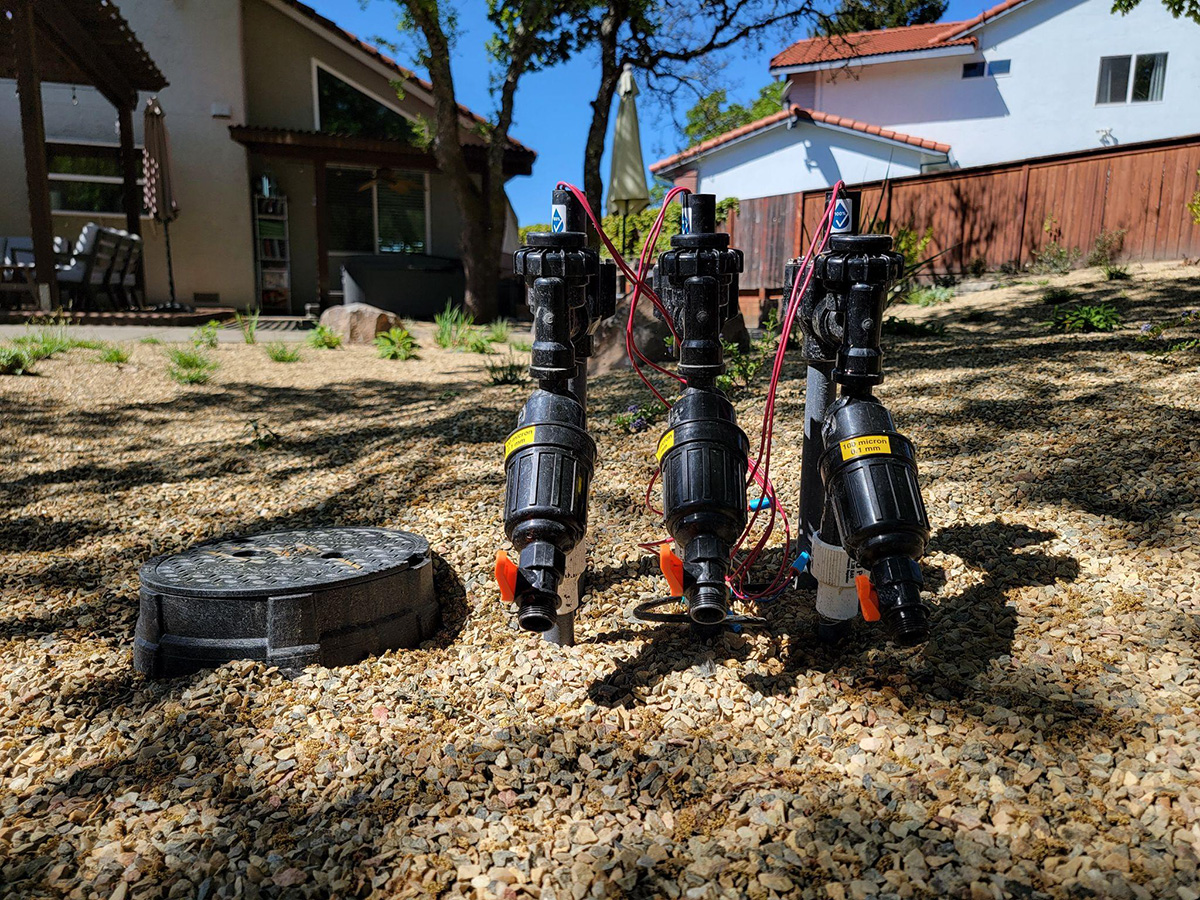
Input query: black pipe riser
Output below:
<box><xmin>503</xmin><ymin>420</ymin><xmax>596</xmax><ymax>550</ymax></box>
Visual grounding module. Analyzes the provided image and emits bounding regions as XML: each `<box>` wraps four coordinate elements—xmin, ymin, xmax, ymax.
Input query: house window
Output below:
<box><xmin>962</xmin><ymin>62</ymin><xmax>985</xmax><ymax>78</ymax></box>
<box><xmin>326</xmin><ymin>166</ymin><xmax>427</xmax><ymax>255</ymax></box>
<box><xmin>1097</xmin><ymin>53</ymin><xmax>1166</xmax><ymax>104</ymax></box>
<box><xmin>963</xmin><ymin>60</ymin><xmax>1010</xmax><ymax>79</ymax></box>
<box><xmin>316</xmin><ymin>66</ymin><xmax>420</xmax><ymax>143</ymax></box>
<box><xmin>987</xmin><ymin>59</ymin><xmax>1011</xmax><ymax>76</ymax></box>
<box><xmin>46</xmin><ymin>142</ymin><xmax>143</xmax><ymax>215</ymax></box>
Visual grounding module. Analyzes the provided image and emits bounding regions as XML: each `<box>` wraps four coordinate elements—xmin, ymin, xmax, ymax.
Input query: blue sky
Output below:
<box><xmin>309</xmin><ymin>0</ymin><xmax>992</xmax><ymax>227</ymax></box>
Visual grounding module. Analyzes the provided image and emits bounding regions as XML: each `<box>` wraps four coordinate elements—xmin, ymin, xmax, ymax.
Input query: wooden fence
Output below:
<box><xmin>727</xmin><ymin>133</ymin><xmax>1200</xmax><ymax>293</ymax></box>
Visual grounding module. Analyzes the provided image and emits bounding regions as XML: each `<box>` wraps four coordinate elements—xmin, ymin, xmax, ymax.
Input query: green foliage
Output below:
<box><xmin>464</xmin><ymin>331</ymin><xmax>495</xmax><ymax>354</ymax></box>
<box><xmin>1087</xmin><ymin>228</ymin><xmax>1126</xmax><ymax>267</ymax></box>
<box><xmin>140</xmin><ymin>336</ymin><xmax>162</xmax><ymax>345</ymax></box>
<box><xmin>1136</xmin><ymin>309</ymin><xmax>1200</xmax><ymax>356</ymax></box>
<box><xmin>904</xmin><ymin>285</ymin><xmax>954</xmax><ymax>307</ymax></box>
<box><xmin>519</xmin><ymin>223</ymin><xmax>550</xmax><ymax>244</ymax></box>
<box><xmin>1103</xmin><ymin>263</ymin><xmax>1131</xmax><ymax>281</ymax></box>
<box><xmin>485</xmin><ymin>353</ymin><xmax>527</xmax><ymax>385</ymax></box>
<box><xmin>967</xmin><ymin>256</ymin><xmax>988</xmax><ymax>278</ymax></box>
<box><xmin>599</xmin><ymin>202</ymin><xmax>683</xmax><ymax>262</ymax></box>
<box><xmin>244</xmin><ymin>419</ymin><xmax>281</xmax><ymax>449</ymax></box>
<box><xmin>235</xmin><ymin>310</ymin><xmax>260</xmax><ymax>344</ymax></box>
<box><xmin>1040</xmin><ymin>286</ymin><xmax>1078</xmax><ymax>305</ymax></box>
<box><xmin>166</xmin><ymin>347</ymin><xmax>218</xmax><ymax>384</ymax></box>
<box><xmin>717</xmin><ymin>309</ymin><xmax>781</xmax><ymax>395</ymax></box>
<box><xmin>715</xmin><ymin>197</ymin><xmax>740</xmax><ymax>225</ymax></box>
<box><xmin>511</xmin><ymin>339</ymin><xmax>532</xmax><ymax>353</ymax></box>
<box><xmin>683</xmin><ymin>82</ymin><xmax>784</xmax><ymax>148</ymax></box>
<box><xmin>14</xmin><ymin>317</ymin><xmax>101</xmax><ymax>360</ymax></box>
<box><xmin>374</xmin><ymin>326</ymin><xmax>420</xmax><ymax>360</ymax></box>
<box><xmin>1110</xmin><ymin>0</ymin><xmax>1200</xmax><ymax>26</ymax></box>
<box><xmin>192</xmin><ymin>320</ymin><xmax>221</xmax><ymax>350</ymax></box>
<box><xmin>883</xmin><ymin>316</ymin><xmax>946</xmax><ymax>337</ymax></box>
<box><xmin>1189</xmin><ymin>169</ymin><xmax>1200</xmax><ymax>223</ymax></box>
<box><xmin>816</xmin><ymin>0</ymin><xmax>948</xmax><ymax>34</ymax></box>
<box><xmin>486</xmin><ymin>319</ymin><xmax>512</xmax><ymax>344</ymax></box>
<box><xmin>265</xmin><ymin>342</ymin><xmax>301</xmax><ymax>363</ymax></box>
<box><xmin>1043</xmin><ymin>303</ymin><xmax>1122</xmax><ymax>333</ymax></box>
<box><xmin>306</xmin><ymin>324</ymin><xmax>343</xmax><ymax>350</ymax></box>
<box><xmin>1030</xmin><ymin>214</ymin><xmax>1081</xmax><ymax>275</ymax></box>
<box><xmin>0</xmin><ymin>346</ymin><xmax>35</xmax><ymax>375</ymax></box>
<box><xmin>434</xmin><ymin>301</ymin><xmax>475</xmax><ymax>348</ymax></box>
<box><xmin>98</xmin><ymin>345</ymin><xmax>131</xmax><ymax>364</ymax></box>
<box><xmin>612</xmin><ymin>402</ymin><xmax>657</xmax><ymax>434</ymax></box>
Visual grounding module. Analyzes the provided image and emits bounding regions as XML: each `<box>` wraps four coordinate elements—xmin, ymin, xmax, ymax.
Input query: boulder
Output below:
<box><xmin>588</xmin><ymin>299</ymin><xmax>672</xmax><ymax>377</ymax></box>
<box><xmin>318</xmin><ymin>303</ymin><xmax>398</xmax><ymax>343</ymax></box>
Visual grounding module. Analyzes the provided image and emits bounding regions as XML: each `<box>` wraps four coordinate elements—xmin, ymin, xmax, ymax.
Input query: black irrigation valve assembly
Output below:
<box><xmin>496</xmin><ymin>182</ymin><xmax>933</xmax><ymax>651</ymax></box>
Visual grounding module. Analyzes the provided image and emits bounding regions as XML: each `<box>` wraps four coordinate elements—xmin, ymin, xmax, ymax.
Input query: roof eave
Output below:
<box><xmin>770</xmin><ymin>41</ymin><xmax>976</xmax><ymax>75</ymax></box>
<box><xmin>930</xmin><ymin>0</ymin><xmax>1039</xmax><ymax>43</ymax></box>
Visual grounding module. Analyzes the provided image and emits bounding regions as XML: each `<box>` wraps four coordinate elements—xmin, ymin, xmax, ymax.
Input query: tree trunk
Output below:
<box><xmin>582</xmin><ymin>9</ymin><xmax>623</xmax><ymax>245</ymax></box>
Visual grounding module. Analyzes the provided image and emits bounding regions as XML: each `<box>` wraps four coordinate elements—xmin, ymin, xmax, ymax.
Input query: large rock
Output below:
<box><xmin>319</xmin><ymin>303</ymin><xmax>398</xmax><ymax>344</ymax></box>
<box><xmin>589</xmin><ymin>299</ymin><xmax>673</xmax><ymax>377</ymax></box>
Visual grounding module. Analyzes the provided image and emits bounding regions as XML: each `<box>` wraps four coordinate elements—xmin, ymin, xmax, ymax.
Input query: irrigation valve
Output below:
<box><xmin>499</xmin><ymin>184</ymin><xmax>933</xmax><ymax>650</ymax></box>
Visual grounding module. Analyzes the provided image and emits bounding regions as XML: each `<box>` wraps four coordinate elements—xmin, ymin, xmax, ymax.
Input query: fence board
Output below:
<box><xmin>729</xmin><ymin>134</ymin><xmax>1200</xmax><ymax>291</ymax></box>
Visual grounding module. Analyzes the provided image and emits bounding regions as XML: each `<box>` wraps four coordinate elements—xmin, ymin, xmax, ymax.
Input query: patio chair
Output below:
<box><xmin>104</xmin><ymin>231</ymin><xmax>133</xmax><ymax>310</ymax></box>
<box><xmin>55</xmin><ymin>223</ymin><xmax>103</xmax><ymax>308</ymax></box>
<box><xmin>117</xmin><ymin>234</ymin><xmax>144</xmax><ymax>309</ymax></box>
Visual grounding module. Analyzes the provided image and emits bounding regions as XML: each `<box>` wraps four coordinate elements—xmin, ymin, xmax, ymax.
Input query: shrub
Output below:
<box><xmin>967</xmin><ymin>256</ymin><xmax>988</xmax><ymax>278</ymax></box>
<box><xmin>235</xmin><ymin>310</ymin><xmax>260</xmax><ymax>344</ymax></box>
<box><xmin>1137</xmin><ymin>309</ymin><xmax>1200</xmax><ymax>357</ymax></box>
<box><xmin>1040</xmin><ymin>286</ymin><xmax>1077</xmax><ymax>305</ymax></box>
<box><xmin>306</xmin><ymin>324</ymin><xmax>342</xmax><ymax>349</ymax></box>
<box><xmin>485</xmin><ymin>354</ymin><xmax>527</xmax><ymax>385</ymax></box>
<box><xmin>464</xmin><ymin>331</ymin><xmax>494</xmax><ymax>354</ymax></box>
<box><xmin>883</xmin><ymin>316</ymin><xmax>946</xmax><ymax>337</ymax></box>
<box><xmin>904</xmin><ymin>285</ymin><xmax>954</xmax><ymax>307</ymax></box>
<box><xmin>166</xmin><ymin>346</ymin><xmax>219</xmax><ymax>384</ymax></box>
<box><xmin>265</xmin><ymin>342</ymin><xmax>301</xmax><ymax>363</ymax></box>
<box><xmin>434</xmin><ymin>302</ymin><xmax>474</xmax><ymax>348</ymax></box>
<box><xmin>612</xmin><ymin>402</ymin><xmax>656</xmax><ymax>434</ymax></box>
<box><xmin>192</xmin><ymin>319</ymin><xmax>221</xmax><ymax>349</ymax></box>
<box><xmin>717</xmin><ymin>310</ymin><xmax>781</xmax><ymax>394</ymax></box>
<box><xmin>1087</xmin><ymin>229</ymin><xmax>1126</xmax><ymax>267</ymax></box>
<box><xmin>0</xmin><ymin>346</ymin><xmax>35</xmax><ymax>375</ymax></box>
<box><xmin>1030</xmin><ymin>242</ymin><xmax>1081</xmax><ymax>275</ymax></box>
<box><xmin>374</xmin><ymin>326</ymin><xmax>419</xmax><ymax>360</ymax></box>
<box><xmin>1189</xmin><ymin>169</ymin><xmax>1200</xmax><ymax>224</ymax></box>
<box><xmin>1043</xmin><ymin>303</ymin><xmax>1122</xmax><ymax>333</ymax></box>
<box><xmin>1103</xmin><ymin>263</ymin><xmax>1131</xmax><ymax>281</ymax></box>
<box><xmin>98</xmin><ymin>345</ymin><xmax>131</xmax><ymax>364</ymax></box>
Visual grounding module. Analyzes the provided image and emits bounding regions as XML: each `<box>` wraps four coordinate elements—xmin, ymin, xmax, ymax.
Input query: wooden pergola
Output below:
<box><xmin>0</xmin><ymin>0</ymin><xmax>166</xmax><ymax>309</ymax></box>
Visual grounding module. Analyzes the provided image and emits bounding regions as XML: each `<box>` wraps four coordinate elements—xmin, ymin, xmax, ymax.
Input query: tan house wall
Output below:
<box><xmin>0</xmin><ymin>0</ymin><xmax>256</xmax><ymax>308</ymax></box>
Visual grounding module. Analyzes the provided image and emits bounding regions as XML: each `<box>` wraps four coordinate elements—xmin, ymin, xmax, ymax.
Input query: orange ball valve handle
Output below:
<box><xmin>856</xmin><ymin>574</ymin><xmax>881</xmax><ymax>623</ymax></box>
<box><xmin>495</xmin><ymin>551</ymin><xmax>518</xmax><ymax>605</ymax></box>
<box><xmin>659</xmin><ymin>544</ymin><xmax>686</xmax><ymax>598</ymax></box>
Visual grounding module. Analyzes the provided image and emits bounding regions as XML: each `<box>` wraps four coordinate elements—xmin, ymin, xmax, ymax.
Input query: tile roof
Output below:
<box><xmin>271</xmin><ymin>0</ymin><xmax>534</xmax><ymax>157</ymax></box>
<box><xmin>929</xmin><ymin>0</ymin><xmax>1034</xmax><ymax>43</ymax></box>
<box><xmin>770</xmin><ymin>22</ymin><xmax>973</xmax><ymax>69</ymax></box>
<box><xmin>649</xmin><ymin>106</ymin><xmax>950</xmax><ymax>174</ymax></box>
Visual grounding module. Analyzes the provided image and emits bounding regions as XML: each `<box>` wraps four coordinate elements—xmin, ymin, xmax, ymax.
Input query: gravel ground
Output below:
<box><xmin>1</xmin><ymin>261</ymin><xmax>1199</xmax><ymax>900</ymax></box>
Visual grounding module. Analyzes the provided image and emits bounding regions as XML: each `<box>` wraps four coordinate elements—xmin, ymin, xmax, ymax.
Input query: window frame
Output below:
<box><xmin>1095</xmin><ymin>52</ymin><xmax>1167</xmax><ymax>106</ymax></box>
<box><xmin>986</xmin><ymin>59</ymin><xmax>1011</xmax><ymax>77</ymax></box>
<box><xmin>46</xmin><ymin>139</ymin><xmax>145</xmax><ymax>217</ymax></box>
<box><xmin>311</xmin><ymin>59</ymin><xmax>418</xmax><ymax>133</ymax></box>
<box><xmin>325</xmin><ymin>164</ymin><xmax>432</xmax><ymax>259</ymax></box>
<box><xmin>962</xmin><ymin>61</ymin><xmax>985</xmax><ymax>79</ymax></box>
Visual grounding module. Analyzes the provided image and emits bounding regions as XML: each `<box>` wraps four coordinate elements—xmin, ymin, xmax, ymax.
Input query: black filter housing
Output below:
<box><xmin>658</xmin><ymin>389</ymin><xmax>749</xmax><ymax>624</ymax></box>
<box><xmin>819</xmin><ymin>395</ymin><xmax>931</xmax><ymax>645</ymax></box>
<box><xmin>503</xmin><ymin>390</ymin><xmax>597</xmax><ymax>632</ymax></box>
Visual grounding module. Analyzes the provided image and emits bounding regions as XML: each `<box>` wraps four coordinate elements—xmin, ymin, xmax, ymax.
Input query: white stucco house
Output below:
<box><xmin>651</xmin><ymin>0</ymin><xmax>1200</xmax><ymax>199</ymax></box>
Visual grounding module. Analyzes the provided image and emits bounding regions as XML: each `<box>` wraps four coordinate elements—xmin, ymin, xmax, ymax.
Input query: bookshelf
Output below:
<box><xmin>254</xmin><ymin>195</ymin><xmax>291</xmax><ymax>313</ymax></box>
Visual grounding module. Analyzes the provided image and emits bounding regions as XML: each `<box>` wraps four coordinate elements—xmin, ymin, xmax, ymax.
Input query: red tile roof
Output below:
<box><xmin>649</xmin><ymin>106</ymin><xmax>950</xmax><ymax>173</ymax></box>
<box><xmin>770</xmin><ymin>22</ymin><xmax>973</xmax><ymax>69</ymax></box>
<box><xmin>271</xmin><ymin>0</ymin><xmax>534</xmax><ymax>158</ymax></box>
<box><xmin>929</xmin><ymin>0</ymin><xmax>1034</xmax><ymax>43</ymax></box>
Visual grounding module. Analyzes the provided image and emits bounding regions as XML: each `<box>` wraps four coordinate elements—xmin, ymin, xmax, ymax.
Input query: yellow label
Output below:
<box><xmin>504</xmin><ymin>426</ymin><xmax>536</xmax><ymax>459</ymax></box>
<box><xmin>840</xmin><ymin>435</ymin><xmax>891</xmax><ymax>461</ymax></box>
<box><xmin>655</xmin><ymin>429</ymin><xmax>676</xmax><ymax>462</ymax></box>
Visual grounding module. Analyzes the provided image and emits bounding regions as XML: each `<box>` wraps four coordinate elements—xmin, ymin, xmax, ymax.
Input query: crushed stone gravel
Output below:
<box><xmin>1</xmin><ymin>260</ymin><xmax>1198</xmax><ymax>899</ymax></box>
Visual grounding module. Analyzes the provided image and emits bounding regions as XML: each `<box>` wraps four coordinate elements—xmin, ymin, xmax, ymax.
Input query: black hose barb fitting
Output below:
<box><xmin>654</xmin><ymin>194</ymin><xmax>748</xmax><ymax>625</ymax></box>
<box><xmin>811</xmin><ymin>233</ymin><xmax>932</xmax><ymax>646</ymax></box>
<box><xmin>503</xmin><ymin>190</ymin><xmax>613</xmax><ymax>632</ymax></box>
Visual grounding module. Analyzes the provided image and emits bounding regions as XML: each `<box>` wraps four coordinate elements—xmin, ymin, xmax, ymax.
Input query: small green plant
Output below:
<box><xmin>967</xmin><ymin>256</ymin><xmax>988</xmax><ymax>278</ymax></box>
<box><xmin>306</xmin><ymin>324</ymin><xmax>342</xmax><ymax>349</ymax></box>
<box><xmin>1030</xmin><ymin>242</ymin><xmax>1081</xmax><ymax>275</ymax></box>
<box><xmin>192</xmin><ymin>319</ymin><xmax>221</xmax><ymax>350</ymax></box>
<box><xmin>464</xmin><ymin>331</ymin><xmax>494</xmax><ymax>354</ymax></box>
<box><xmin>1137</xmin><ymin>309</ymin><xmax>1200</xmax><ymax>357</ymax></box>
<box><xmin>1040</xmin><ymin>286</ymin><xmax>1078</xmax><ymax>305</ymax></box>
<box><xmin>612</xmin><ymin>402</ymin><xmax>655</xmax><ymax>434</ymax></box>
<box><xmin>235</xmin><ymin>310</ymin><xmax>260</xmax><ymax>344</ymax></box>
<box><xmin>883</xmin><ymin>316</ymin><xmax>946</xmax><ymax>337</ymax></box>
<box><xmin>717</xmin><ymin>310</ymin><xmax>781</xmax><ymax>394</ymax></box>
<box><xmin>1102</xmin><ymin>263</ymin><xmax>1131</xmax><ymax>281</ymax></box>
<box><xmin>434</xmin><ymin>302</ymin><xmax>474</xmax><ymax>349</ymax></box>
<box><xmin>244</xmin><ymin>419</ymin><xmax>281</xmax><ymax>449</ymax></box>
<box><xmin>486</xmin><ymin>319</ymin><xmax>512</xmax><ymax>344</ymax></box>
<box><xmin>98</xmin><ymin>345</ymin><xmax>131</xmax><ymax>364</ymax></box>
<box><xmin>1189</xmin><ymin>169</ymin><xmax>1200</xmax><ymax>224</ymax></box>
<box><xmin>265</xmin><ymin>342</ymin><xmax>301</xmax><ymax>363</ymax></box>
<box><xmin>904</xmin><ymin>285</ymin><xmax>954</xmax><ymax>307</ymax></box>
<box><xmin>1043</xmin><ymin>303</ymin><xmax>1122</xmax><ymax>333</ymax></box>
<box><xmin>1087</xmin><ymin>229</ymin><xmax>1126</xmax><ymax>267</ymax></box>
<box><xmin>0</xmin><ymin>346</ymin><xmax>35</xmax><ymax>375</ymax></box>
<box><xmin>374</xmin><ymin>326</ymin><xmax>420</xmax><ymax>360</ymax></box>
<box><xmin>485</xmin><ymin>353</ymin><xmax>527</xmax><ymax>385</ymax></box>
<box><xmin>510</xmin><ymin>339</ymin><xmax>532</xmax><ymax>353</ymax></box>
<box><xmin>140</xmin><ymin>336</ymin><xmax>162</xmax><ymax>345</ymax></box>
<box><xmin>166</xmin><ymin>347</ymin><xmax>219</xmax><ymax>384</ymax></box>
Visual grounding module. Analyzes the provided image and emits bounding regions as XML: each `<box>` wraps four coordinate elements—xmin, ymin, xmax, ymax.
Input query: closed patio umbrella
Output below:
<box><xmin>143</xmin><ymin>97</ymin><xmax>179</xmax><ymax>305</ymax></box>
<box><xmin>607</xmin><ymin>64</ymin><xmax>650</xmax><ymax>257</ymax></box>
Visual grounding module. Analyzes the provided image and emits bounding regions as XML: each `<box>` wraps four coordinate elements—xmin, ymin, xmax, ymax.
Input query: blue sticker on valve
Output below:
<box><xmin>551</xmin><ymin>205</ymin><xmax>566</xmax><ymax>233</ymax></box>
<box><xmin>831</xmin><ymin>198</ymin><xmax>852</xmax><ymax>233</ymax></box>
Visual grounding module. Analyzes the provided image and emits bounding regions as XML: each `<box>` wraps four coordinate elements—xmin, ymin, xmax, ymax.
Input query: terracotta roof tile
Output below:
<box><xmin>929</xmin><ymin>0</ymin><xmax>1033</xmax><ymax>43</ymax></box>
<box><xmin>770</xmin><ymin>22</ymin><xmax>973</xmax><ymax>69</ymax></box>
<box><xmin>650</xmin><ymin>106</ymin><xmax>950</xmax><ymax>173</ymax></box>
